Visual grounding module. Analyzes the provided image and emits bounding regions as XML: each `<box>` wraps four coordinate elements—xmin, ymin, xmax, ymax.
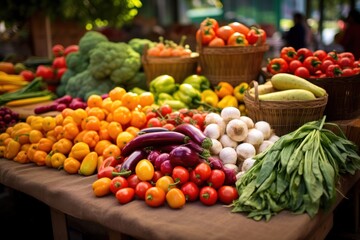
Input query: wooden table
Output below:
<box><xmin>0</xmin><ymin>159</ymin><xmax>359</xmax><ymax>240</ymax></box>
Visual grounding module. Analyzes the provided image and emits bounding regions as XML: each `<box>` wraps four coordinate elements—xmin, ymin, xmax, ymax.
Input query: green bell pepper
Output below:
<box><xmin>173</xmin><ymin>83</ymin><xmax>202</xmax><ymax>108</ymax></box>
<box><xmin>158</xmin><ymin>99</ymin><xmax>188</xmax><ymax>110</ymax></box>
<box><xmin>149</xmin><ymin>75</ymin><xmax>177</xmax><ymax>96</ymax></box>
<box><xmin>157</xmin><ymin>92</ymin><xmax>174</xmax><ymax>102</ymax></box>
<box><xmin>183</xmin><ymin>74</ymin><xmax>211</xmax><ymax>92</ymax></box>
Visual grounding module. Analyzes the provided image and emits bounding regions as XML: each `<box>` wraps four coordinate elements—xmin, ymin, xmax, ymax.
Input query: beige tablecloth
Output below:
<box><xmin>0</xmin><ymin>158</ymin><xmax>359</xmax><ymax>240</ymax></box>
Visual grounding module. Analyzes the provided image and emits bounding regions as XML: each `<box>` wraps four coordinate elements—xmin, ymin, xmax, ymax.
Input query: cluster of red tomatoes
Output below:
<box><xmin>145</xmin><ymin>105</ymin><xmax>208</xmax><ymax>131</ymax></box>
<box><xmin>106</xmin><ymin>160</ymin><xmax>239</xmax><ymax>208</ymax></box>
<box><xmin>196</xmin><ymin>18</ymin><xmax>266</xmax><ymax>47</ymax></box>
<box><xmin>267</xmin><ymin>47</ymin><xmax>360</xmax><ymax>78</ymax></box>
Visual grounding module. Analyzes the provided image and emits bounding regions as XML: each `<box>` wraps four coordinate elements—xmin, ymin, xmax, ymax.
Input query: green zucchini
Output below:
<box><xmin>258</xmin><ymin>89</ymin><xmax>316</xmax><ymax>101</ymax></box>
<box><xmin>271</xmin><ymin>73</ymin><xmax>326</xmax><ymax>97</ymax></box>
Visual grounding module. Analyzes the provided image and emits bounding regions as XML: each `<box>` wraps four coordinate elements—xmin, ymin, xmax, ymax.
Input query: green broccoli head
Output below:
<box><xmin>64</xmin><ymin>70</ymin><xmax>116</xmax><ymax>100</ymax></box>
<box><xmin>128</xmin><ymin>38</ymin><xmax>156</xmax><ymax>55</ymax></box>
<box><xmin>88</xmin><ymin>41</ymin><xmax>141</xmax><ymax>85</ymax></box>
<box><xmin>79</xmin><ymin>31</ymin><xmax>108</xmax><ymax>56</ymax></box>
<box><xmin>66</xmin><ymin>52</ymin><xmax>89</xmax><ymax>73</ymax></box>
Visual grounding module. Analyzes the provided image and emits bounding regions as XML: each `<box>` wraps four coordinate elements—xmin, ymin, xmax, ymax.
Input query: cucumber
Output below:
<box><xmin>258</xmin><ymin>89</ymin><xmax>316</xmax><ymax>101</ymax></box>
<box><xmin>249</xmin><ymin>82</ymin><xmax>276</xmax><ymax>95</ymax></box>
<box><xmin>271</xmin><ymin>73</ymin><xmax>326</xmax><ymax>97</ymax></box>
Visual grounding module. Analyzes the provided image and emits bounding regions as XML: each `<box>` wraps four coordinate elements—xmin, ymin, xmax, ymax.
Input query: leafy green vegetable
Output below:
<box><xmin>232</xmin><ymin>116</ymin><xmax>360</xmax><ymax>221</ymax></box>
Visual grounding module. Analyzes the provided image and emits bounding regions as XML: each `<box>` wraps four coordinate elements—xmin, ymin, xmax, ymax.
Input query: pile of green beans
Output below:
<box><xmin>231</xmin><ymin>116</ymin><xmax>360</xmax><ymax>221</ymax></box>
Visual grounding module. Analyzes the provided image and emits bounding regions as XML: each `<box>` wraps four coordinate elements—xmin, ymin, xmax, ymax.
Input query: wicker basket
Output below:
<box><xmin>244</xmin><ymin>81</ymin><xmax>328</xmax><ymax>136</ymax></box>
<box><xmin>142</xmin><ymin>51</ymin><xmax>199</xmax><ymax>86</ymax></box>
<box><xmin>197</xmin><ymin>44</ymin><xmax>269</xmax><ymax>87</ymax></box>
<box><xmin>307</xmin><ymin>74</ymin><xmax>360</xmax><ymax>121</ymax></box>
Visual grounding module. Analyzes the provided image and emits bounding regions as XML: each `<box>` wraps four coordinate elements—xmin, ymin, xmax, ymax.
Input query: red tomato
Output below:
<box><xmin>162</xmin><ymin>123</ymin><xmax>175</xmax><ymax>131</ymax></box>
<box><xmin>64</xmin><ymin>45</ymin><xmax>79</xmax><ymax>56</ymax></box>
<box><xmin>323</xmin><ymin>51</ymin><xmax>339</xmax><ymax>63</ymax></box>
<box><xmin>216</xmin><ymin>25</ymin><xmax>235</xmax><ymax>42</ymax></box>
<box><xmin>191</xmin><ymin>113</ymin><xmax>205</xmax><ymax>130</ymax></box>
<box><xmin>151</xmin><ymin>170</ymin><xmax>164</xmax><ymax>183</ymax></box>
<box><xmin>20</xmin><ymin>70</ymin><xmax>35</xmax><ymax>82</ymax></box>
<box><xmin>159</xmin><ymin>104</ymin><xmax>172</xmax><ymax>117</ymax></box>
<box><xmin>35</xmin><ymin>65</ymin><xmax>54</xmax><ymax>80</ymax></box>
<box><xmin>296</xmin><ymin>48</ymin><xmax>313</xmax><ymax>62</ymax></box>
<box><xmin>199</xmin><ymin>186</ymin><xmax>218</xmax><ymax>206</ymax></box>
<box><xmin>166</xmin><ymin>188</ymin><xmax>186</xmax><ymax>209</ymax></box>
<box><xmin>338</xmin><ymin>57</ymin><xmax>354</xmax><ymax>69</ymax></box>
<box><xmin>207</xmin><ymin>169</ymin><xmax>225</xmax><ymax>189</ymax></box>
<box><xmin>194</xmin><ymin>162</ymin><xmax>212</xmax><ymax>181</ymax></box>
<box><xmin>145</xmin><ymin>186</ymin><xmax>166</xmax><ymax>207</ymax></box>
<box><xmin>228</xmin><ymin>21</ymin><xmax>250</xmax><ymax>35</ymax></box>
<box><xmin>321</xmin><ymin>59</ymin><xmax>334</xmax><ymax>73</ymax></box>
<box><xmin>288</xmin><ymin>60</ymin><xmax>302</xmax><ymax>73</ymax></box>
<box><xmin>294</xmin><ymin>66</ymin><xmax>310</xmax><ymax>78</ymax></box>
<box><xmin>189</xmin><ymin>169</ymin><xmax>205</xmax><ymax>187</ymax></box>
<box><xmin>135</xmin><ymin>181</ymin><xmax>153</xmax><ymax>200</ymax></box>
<box><xmin>115</xmin><ymin>187</ymin><xmax>135</xmax><ymax>204</ymax></box>
<box><xmin>172</xmin><ymin>166</ymin><xmax>190</xmax><ymax>185</ymax></box>
<box><xmin>52</xmin><ymin>56</ymin><xmax>67</xmax><ymax>69</ymax></box>
<box><xmin>339</xmin><ymin>52</ymin><xmax>355</xmax><ymax>63</ymax></box>
<box><xmin>146</xmin><ymin>117</ymin><xmax>162</xmax><ymax>128</ymax></box>
<box><xmin>52</xmin><ymin>44</ymin><xmax>64</xmax><ymax>57</ymax></box>
<box><xmin>55</xmin><ymin>68</ymin><xmax>67</xmax><ymax>81</ymax></box>
<box><xmin>146</xmin><ymin>111</ymin><xmax>158</xmax><ymax>122</ymax></box>
<box><xmin>180</xmin><ymin>181</ymin><xmax>200</xmax><ymax>202</ymax></box>
<box><xmin>217</xmin><ymin>185</ymin><xmax>239</xmax><ymax>205</ymax></box>
<box><xmin>110</xmin><ymin>176</ymin><xmax>129</xmax><ymax>194</ymax></box>
<box><xmin>353</xmin><ymin>60</ymin><xmax>360</xmax><ymax>68</ymax></box>
<box><xmin>342</xmin><ymin>68</ymin><xmax>355</xmax><ymax>76</ymax></box>
<box><xmin>313</xmin><ymin>49</ymin><xmax>327</xmax><ymax>61</ymax></box>
<box><xmin>126</xmin><ymin>174</ymin><xmax>141</xmax><ymax>188</ymax></box>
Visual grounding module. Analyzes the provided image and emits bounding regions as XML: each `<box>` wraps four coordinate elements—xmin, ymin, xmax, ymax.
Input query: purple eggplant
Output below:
<box><xmin>208</xmin><ymin>156</ymin><xmax>224</xmax><ymax>170</ymax></box>
<box><xmin>223</xmin><ymin>167</ymin><xmax>237</xmax><ymax>186</ymax></box>
<box><xmin>174</xmin><ymin>123</ymin><xmax>212</xmax><ymax>149</ymax></box>
<box><xmin>156</xmin><ymin>144</ymin><xmax>179</xmax><ymax>153</ymax></box>
<box><xmin>121</xmin><ymin>131</ymin><xmax>189</xmax><ymax>157</ymax></box>
<box><xmin>184</xmin><ymin>140</ymin><xmax>211</xmax><ymax>159</ymax></box>
<box><xmin>137</xmin><ymin>127</ymin><xmax>169</xmax><ymax>135</ymax></box>
<box><xmin>160</xmin><ymin>160</ymin><xmax>173</xmax><ymax>175</ymax></box>
<box><xmin>154</xmin><ymin>153</ymin><xmax>170</xmax><ymax>170</ymax></box>
<box><xmin>120</xmin><ymin>150</ymin><xmax>147</xmax><ymax>173</ymax></box>
<box><xmin>169</xmin><ymin>146</ymin><xmax>201</xmax><ymax>168</ymax></box>
<box><xmin>147</xmin><ymin>150</ymin><xmax>161</xmax><ymax>164</ymax></box>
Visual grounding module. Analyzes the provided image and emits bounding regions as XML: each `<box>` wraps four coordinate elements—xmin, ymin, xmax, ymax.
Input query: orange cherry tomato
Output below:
<box><xmin>145</xmin><ymin>186</ymin><xmax>166</xmax><ymax>207</ymax></box>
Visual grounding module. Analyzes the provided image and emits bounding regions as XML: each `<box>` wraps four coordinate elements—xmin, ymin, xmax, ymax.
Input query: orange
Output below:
<box><xmin>107</xmin><ymin>121</ymin><xmax>123</xmax><ymax>140</ymax></box>
<box><xmin>87</xmin><ymin>94</ymin><xmax>103</xmax><ymax>108</ymax></box>
<box><xmin>121</xmin><ymin>92</ymin><xmax>140</xmax><ymax>110</ymax></box>
<box><xmin>102</xmin><ymin>144</ymin><xmax>121</xmax><ymax>159</ymax></box>
<box><xmin>109</xmin><ymin>87</ymin><xmax>126</xmax><ymax>101</ymax></box>
<box><xmin>112</xmin><ymin>106</ymin><xmax>132</xmax><ymax>125</ymax></box>
<box><xmin>130</xmin><ymin>110</ymin><xmax>147</xmax><ymax>129</ymax></box>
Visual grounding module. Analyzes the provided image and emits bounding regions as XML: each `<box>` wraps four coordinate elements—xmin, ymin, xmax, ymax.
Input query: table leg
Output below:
<box><xmin>50</xmin><ymin>207</ymin><xmax>69</xmax><ymax>240</ymax></box>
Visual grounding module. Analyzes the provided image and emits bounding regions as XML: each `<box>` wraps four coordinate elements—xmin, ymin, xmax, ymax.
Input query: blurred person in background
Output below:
<box><xmin>339</xmin><ymin>9</ymin><xmax>360</xmax><ymax>59</ymax></box>
<box><xmin>283</xmin><ymin>12</ymin><xmax>307</xmax><ymax>50</ymax></box>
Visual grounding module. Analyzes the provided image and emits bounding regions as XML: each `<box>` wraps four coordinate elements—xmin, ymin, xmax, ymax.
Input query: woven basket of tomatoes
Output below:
<box><xmin>196</xmin><ymin>18</ymin><xmax>269</xmax><ymax>87</ymax></box>
<box><xmin>265</xmin><ymin>47</ymin><xmax>360</xmax><ymax>121</ymax></box>
<box><xmin>142</xmin><ymin>36</ymin><xmax>199</xmax><ymax>85</ymax></box>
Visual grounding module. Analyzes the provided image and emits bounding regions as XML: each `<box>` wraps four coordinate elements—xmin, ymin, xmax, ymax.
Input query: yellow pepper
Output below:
<box><xmin>217</xmin><ymin>95</ymin><xmax>238</xmax><ymax>109</ymax></box>
<box><xmin>233</xmin><ymin>82</ymin><xmax>249</xmax><ymax>102</ymax></box>
<box><xmin>92</xmin><ymin>177</ymin><xmax>112</xmax><ymax>197</ymax></box>
<box><xmin>201</xmin><ymin>89</ymin><xmax>219</xmax><ymax>107</ymax></box>
<box><xmin>214</xmin><ymin>82</ymin><xmax>234</xmax><ymax>99</ymax></box>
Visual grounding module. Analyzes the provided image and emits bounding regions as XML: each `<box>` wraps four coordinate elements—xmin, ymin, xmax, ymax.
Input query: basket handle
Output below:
<box><xmin>250</xmin><ymin>80</ymin><xmax>260</xmax><ymax>105</ymax></box>
<box><xmin>142</xmin><ymin>44</ymin><xmax>149</xmax><ymax>64</ymax></box>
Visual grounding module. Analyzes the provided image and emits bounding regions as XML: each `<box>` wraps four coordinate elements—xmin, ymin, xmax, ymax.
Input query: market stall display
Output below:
<box><xmin>1</xmin><ymin>15</ymin><xmax>360</xmax><ymax>240</ymax></box>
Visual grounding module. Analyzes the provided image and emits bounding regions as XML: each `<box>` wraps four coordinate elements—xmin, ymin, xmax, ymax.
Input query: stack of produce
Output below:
<box><xmin>266</xmin><ymin>46</ymin><xmax>360</xmax><ymax>121</ymax></box>
<box><xmin>196</xmin><ymin>18</ymin><xmax>269</xmax><ymax>86</ymax></box>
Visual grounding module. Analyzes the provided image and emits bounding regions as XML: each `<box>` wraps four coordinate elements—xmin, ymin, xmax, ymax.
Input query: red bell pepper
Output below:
<box><xmin>303</xmin><ymin>56</ymin><xmax>322</xmax><ymax>74</ymax></box>
<box><xmin>280</xmin><ymin>47</ymin><xmax>297</xmax><ymax>63</ymax></box>
<box><xmin>267</xmin><ymin>58</ymin><xmax>289</xmax><ymax>75</ymax></box>
<box><xmin>246</xmin><ymin>26</ymin><xmax>266</xmax><ymax>45</ymax></box>
<box><xmin>326</xmin><ymin>64</ymin><xmax>343</xmax><ymax>77</ymax></box>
